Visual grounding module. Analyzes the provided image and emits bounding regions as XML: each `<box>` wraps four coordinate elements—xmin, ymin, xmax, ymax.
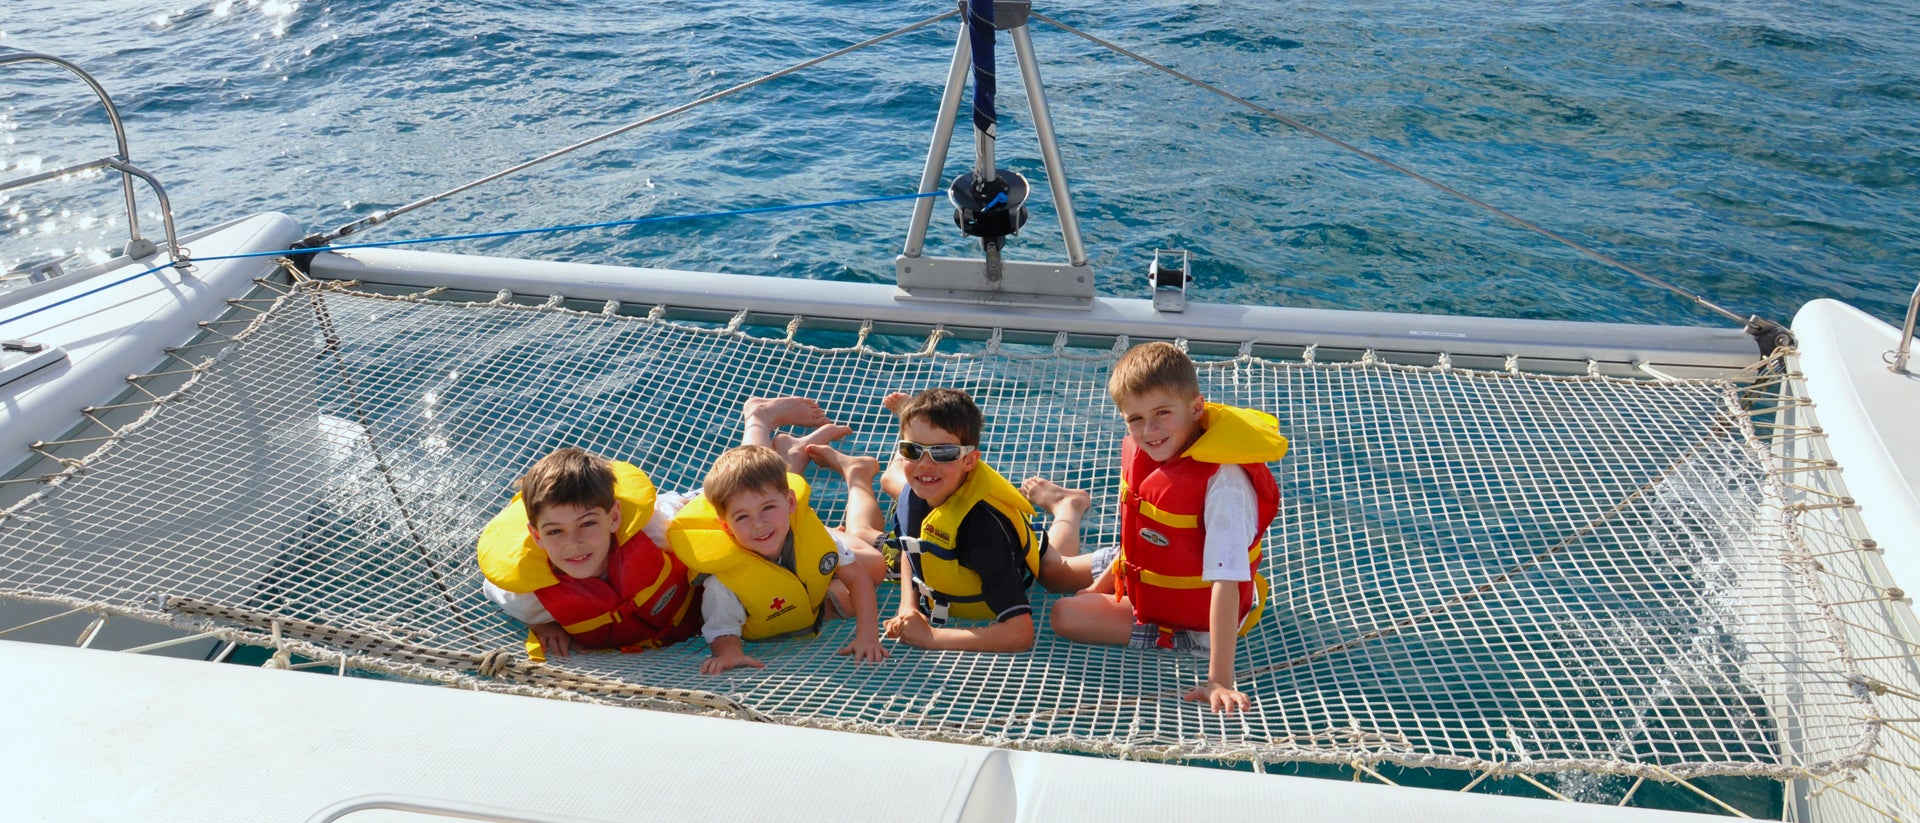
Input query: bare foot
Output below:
<box><xmin>807</xmin><ymin>444</ymin><xmax>879</xmax><ymax>485</ymax></box>
<box><xmin>881</xmin><ymin>391</ymin><xmax>911</xmax><ymax>417</ymax></box>
<box><xmin>773</xmin><ymin>424</ymin><xmax>853</xmax><ymax>474</ymax></box>
<box><xmin>744</xmin><ymin>396</ymin><xmax>830</xmax><ymax>430</ymax></box>
<box><xmin>1022</xmin><ymin>476</ymin><xmax>1091</xmax><ymax>516</ymax></box>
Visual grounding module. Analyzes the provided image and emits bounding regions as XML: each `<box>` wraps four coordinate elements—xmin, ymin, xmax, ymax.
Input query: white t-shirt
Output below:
<box><xmin>1199</xmin><ymin>463</ymin><xmax>1259</xmax><ymax>583</ymax></box>
<box><xmin>481</xmin><ymin>490</ymin><xmax>861</xmax><ymax>643</ymax></box>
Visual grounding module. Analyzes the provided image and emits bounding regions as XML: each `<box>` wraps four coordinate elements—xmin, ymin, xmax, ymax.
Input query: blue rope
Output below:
<box><xmin>1</xmin><ymin>190</ymin><xmax>939</xmax><ymax>330</ymax></box>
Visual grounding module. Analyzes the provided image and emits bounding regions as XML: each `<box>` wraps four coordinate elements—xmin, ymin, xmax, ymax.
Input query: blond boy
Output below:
<box><xmin>1047</xmin><ymin>343</ymin><xmax>1288</xmax><ymax>713</ymax></box>
<box><xmin>665</xmin><ymin>398</ymin><xmax>888</xmax><ymax>674</ymax></box>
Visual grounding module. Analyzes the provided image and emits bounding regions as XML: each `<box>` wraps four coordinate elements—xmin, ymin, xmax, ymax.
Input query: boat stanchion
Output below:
<box><xmin>1888</xmin><ymin>279</ymin><xmax>1918</xmax><ymax>374</ymax></box>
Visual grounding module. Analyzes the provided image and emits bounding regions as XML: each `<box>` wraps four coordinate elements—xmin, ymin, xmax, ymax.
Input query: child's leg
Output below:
<box><xmin>1021</xmin><ymin>477</ymin><xmax>1089</xmax><ymax>557</ymax></box>
<box><xmin>877</xmin><ymin>391</ymin><xmax>911</xmax><ymax>499</ymax></box>
<box><xmin>741</xmin><ymin>396</ymin><xmax>830</xmax><ymax>449</ymax></box>
<box><xmin>807</xmin><ymin>444</ymin><xmax>889</xmax><ymax>583</ymax></box>
<box><xmin>1039</xmin><ymin>551</ymin><xmax>1104</xmax><ymax>593</ymax></box>
<box><xmin>771</xmin><ymin>423</ymin><xmax>852</xmax><ymax>475</ymax></box>
<box><xmin>1049</xmin><ymin>592</ymin><xmax>1136</xmax><ymax>645</ymax></box>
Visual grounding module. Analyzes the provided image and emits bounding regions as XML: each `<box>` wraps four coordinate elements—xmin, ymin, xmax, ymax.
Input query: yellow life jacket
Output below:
<box><xmin>667</xmin><ymin>474</ymin><xmax>839</xmax><ymax>640</ymax></box>
<box><xmin>902</xmin><ymin>461</ymin><xmax>1038</xmax><ymax>623</ymax></box>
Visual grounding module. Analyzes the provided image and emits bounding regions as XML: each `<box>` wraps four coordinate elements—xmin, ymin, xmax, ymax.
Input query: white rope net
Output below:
<box><xmin>0</xmin><ymin>279</ymin><xmax>1899</xmax><ymax>787</ymax></box>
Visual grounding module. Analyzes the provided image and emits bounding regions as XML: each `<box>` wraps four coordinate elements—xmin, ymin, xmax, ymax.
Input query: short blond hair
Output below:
<box><xmin>703</xmin><ymin>445</ymin><xmax>788</xmax><ymax>515</ymax></box>
<box><xmin>1108</xmin><ymin>341</ymin><xmax>1199</xmax><ymax>403</ymax></box>
<box><xmin>520</xmin><ymin>447</ymin><xmax>617</xmax><ymax>523</ymax></box>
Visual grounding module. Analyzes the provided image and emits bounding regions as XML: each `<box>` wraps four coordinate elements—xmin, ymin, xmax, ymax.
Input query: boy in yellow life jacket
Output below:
<box><xmin>665</xmin><ymin>397</ymin><xmax>888</xmax><ymax>675</ymax></box>
<box><xmin>1044</xmin><ymin>342</ymin><xmax>1288</xmax><ymax>714</ymax></box>
<box><xmin>843</xmin><ymin>388</ymin><xmax>1106</xmax><ymax>653</ymax></box>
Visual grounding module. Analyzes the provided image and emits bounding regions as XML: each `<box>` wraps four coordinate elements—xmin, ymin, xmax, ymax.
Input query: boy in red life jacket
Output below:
<box><xmin>1045</xmin><ymin>342</ymin><xmax>1288</xmax><ymax>714</ymax></box>
<box><xmin>842</xmin><ymin>388</ymin><xmax>1106</xmax><ymax>653</ymax></box>
<box><xmin>666</xmin><ymin>398</ymin><xmax>889</xmax><ymax>675</ymax></box>
<box><xmin>476</xmin><ymin>448</ymin><xmax>703</xmax><ymax>661</ymax></box>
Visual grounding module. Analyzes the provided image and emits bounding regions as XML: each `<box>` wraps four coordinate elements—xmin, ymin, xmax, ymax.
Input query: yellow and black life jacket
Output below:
<box><xmin>896</xmin><ymin>461</ymin><xmax>1038</xmax><ymax>623</ymax></box>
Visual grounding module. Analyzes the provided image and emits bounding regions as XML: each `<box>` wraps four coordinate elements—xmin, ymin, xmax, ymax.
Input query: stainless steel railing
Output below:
<box><xmin>1891</xmin><ymin>279</ymin><xmax>1919</xmax><ymax>374</ymax></box>
<box><xmin>0</xmin><ymin>51</ymin><xmax>187</xmax><ymax>267</ymax></box>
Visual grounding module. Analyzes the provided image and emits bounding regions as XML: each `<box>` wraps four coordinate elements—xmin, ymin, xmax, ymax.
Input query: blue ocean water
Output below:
<box><xmin>2</xmin><ymin>0</ymin><xmax>1916</xmax><ymax>328</ymax></box>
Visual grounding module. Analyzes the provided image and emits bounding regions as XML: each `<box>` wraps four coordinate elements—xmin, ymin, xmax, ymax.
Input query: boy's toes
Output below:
<box><xmin>746</xmin><ymin>396</ymin><xmax>829</xmax><ymax>429</ymax></box>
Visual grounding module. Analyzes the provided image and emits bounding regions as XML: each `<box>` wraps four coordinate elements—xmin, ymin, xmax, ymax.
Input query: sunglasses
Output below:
<box><xmin>897</xmin><ymin>441</ymin><xmax>977</xmax><ymax>463</ymax></box>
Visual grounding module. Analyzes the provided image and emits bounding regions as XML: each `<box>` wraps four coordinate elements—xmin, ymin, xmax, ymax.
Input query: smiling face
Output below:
<box><xmin>531</xmin><ymin>501</ymin><xmax>621</xmax><ymax>579</ymax></box>
<box><xmin>720</xmin><ymin>484</ymin><xmax>797</xmax><ymax>560</ymax></box>
<box><xmin>1115</xmin><ymin>387</ymin><xmax>1206</xmax><ymax>463</ymax></box>
<box><xmin>900</xmin><ymin>415</ymin><xmax>978</xmax><ymax>508</ymax></box>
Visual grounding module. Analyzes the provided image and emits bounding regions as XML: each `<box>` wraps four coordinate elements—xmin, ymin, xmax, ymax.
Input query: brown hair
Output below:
<box><xmin>1108</xmin><ymin>341</ymin><xmax>1200</xmax><ymax>402</ymax></box>
<box><xmin>703</xmin><ymin>445</ymin><xmax>789</xmax><ymax>515</ymax></box>
<box><xmin>520</xmin><ymin>447</ymin><xmax>617</xmax><ymax>524</ymax></box>
<box><xmin>898</xmin><ymin>388</ymin><xmax>983</xmax><ymax>446</ymax></box>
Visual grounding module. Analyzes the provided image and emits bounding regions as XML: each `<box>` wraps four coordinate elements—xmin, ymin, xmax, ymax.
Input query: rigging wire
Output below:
<box><xmin>310</xmin><ymin>8</ymin><xmax>961</xmax><ymax>246</ymax></box>
<box><xmin>0</xmin><ymin>190</ymin><xmax>939</xmax><ymax>331</ymax></box>
<box><xmin>1031</xmin><ymin>11</ymin><xmax>1767</xmax><ymax>332</ymax></box>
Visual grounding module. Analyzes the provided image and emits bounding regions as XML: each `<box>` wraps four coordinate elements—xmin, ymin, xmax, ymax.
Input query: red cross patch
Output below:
<box><xmin>770</xmin><ymin>597</ymin><xmax>787</xmax><ymax>611</ymax></box>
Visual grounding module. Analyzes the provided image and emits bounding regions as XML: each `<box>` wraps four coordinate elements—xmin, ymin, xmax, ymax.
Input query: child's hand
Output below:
<box><xmin>1184</xmin><ymin>680</ymin><xmax>1251</xmax><ymax>714</ymax></box>
<box><xmin>700</xmin><ymin>648</ymin><xmax>765</xmax><ymax>675</ymax></box>
<box><xmin>839</xmin><ymin>633</ymin><xmax>889</xmax><ymax>663</ymax></box>
<box><xmin>529</xmin><ymin>621</ymin><xmax>574</xmax><ymax>659</ymax></box>
<box><xmin>884</xmin><ymin>612</ymin><xmax>934</xmax><ymax>648</ymax></box>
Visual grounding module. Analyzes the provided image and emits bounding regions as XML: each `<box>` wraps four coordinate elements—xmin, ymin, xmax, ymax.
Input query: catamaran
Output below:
<box><xmin>3</xmin><ymin>3</ymin><xmax>1916</xmax><ymax>819</ymax></box>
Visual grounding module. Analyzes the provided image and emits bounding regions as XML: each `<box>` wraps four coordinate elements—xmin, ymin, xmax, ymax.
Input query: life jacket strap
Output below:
<box><xmin>898</xmin><ymin>536</ymin><xmax>951</xmax><ymax>626</ymax></box>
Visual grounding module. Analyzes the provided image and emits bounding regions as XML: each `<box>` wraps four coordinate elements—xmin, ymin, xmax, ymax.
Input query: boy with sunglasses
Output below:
<box><xmin>842</xmin><ymin>388</ymin><xmax>1102</xmax><ymax>652</ymax></box>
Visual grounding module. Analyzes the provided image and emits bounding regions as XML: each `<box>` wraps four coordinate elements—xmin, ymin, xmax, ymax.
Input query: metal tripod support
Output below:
<box><xmin>896</xmin><ymin>0</ymin><xmax>1094</xmax><ymax>309</ymax></box>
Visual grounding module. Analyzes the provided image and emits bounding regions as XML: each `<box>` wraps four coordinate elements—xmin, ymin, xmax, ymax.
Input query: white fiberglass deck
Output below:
<box><xmin>0</xmin><ymin>639</ymin><xmax>1731</xmax><ymax>823</ymax></box>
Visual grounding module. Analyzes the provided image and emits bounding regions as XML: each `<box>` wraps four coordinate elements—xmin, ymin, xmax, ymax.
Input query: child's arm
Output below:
<box><xmin>834</xmin><ymin>562</ymin><xmax>888</xmax><ymax>663</ymax></box>
<box><xmin>702</xmin><ymin>635</ymin><xmax>764</xmax><ymax>675</ymax></box>
<box><xmin>1184</xmin><ymin>581</ymin><xmax>1251</xmax><ymax>713</ymax></box>
<box><xmin>699</xmin><ymin>578</ymin><xmax>763</xmax><ymax>674</ymax></box>
<box><xmin>886</xmin><ymin>611</ymin><xmax>1035</xmax><ymax>653</ymax></box>
<box><xmin>528</xmin><ymin>621</ymin><xmax>575</xmax><ymax>658</ymax></box>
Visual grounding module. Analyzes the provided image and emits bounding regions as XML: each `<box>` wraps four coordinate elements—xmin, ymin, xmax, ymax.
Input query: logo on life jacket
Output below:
<box><xmin>818</xmin><ymin>553</ymin><xmax>839</xmax><ymax>576</ymax></box>
<box><xmin>923</xmin><ymin>524</ymin><xmax>954</xmax><ymax>544</ymax></box>
<box><xmin>768</xmin><ymin>596</ymin><xmax>795</xmax><ymax>620</ymax></box>
<box><xmin>648</xmin><ymin>584</ymin><xmax>680</xmax><ymax>617</ymax></box>
<box><xmin>1139</xmin><ymin>528</ymin><xmax>1170</xmax><ymax>547</ymax></box>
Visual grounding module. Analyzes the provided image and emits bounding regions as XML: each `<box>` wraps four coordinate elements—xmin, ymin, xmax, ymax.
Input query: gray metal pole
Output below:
<box><xmin>903</xmin><ymin>26</ymin><xmax>973</xmax><ymax>259</ymax></box>
<box><xmin>1010</xmin><ymin>24</ymin><xmax>1087</xmax><ymax>268</ymax></box>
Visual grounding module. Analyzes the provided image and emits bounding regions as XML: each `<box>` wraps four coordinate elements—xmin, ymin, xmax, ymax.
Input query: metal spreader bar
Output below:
<box><xmin>897</xmin><ymin>0</ymin><xmax>1094</xmax><ymax>310</ymax></box>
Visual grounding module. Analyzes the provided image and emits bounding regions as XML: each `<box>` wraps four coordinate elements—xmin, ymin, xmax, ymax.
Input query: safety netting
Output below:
<box><xmin>0</xmin><ymin>278</ymin><xmax>1892</xmax><ymax>783</ymax></box>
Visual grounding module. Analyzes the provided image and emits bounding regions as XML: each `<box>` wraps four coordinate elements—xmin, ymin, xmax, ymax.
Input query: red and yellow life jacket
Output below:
<box><xmin>477</xmin><ymin>461</ymin><xmax>700</xmax><ymax>661</ymax></box>
<box><xmin>1116</xmin><ymin>403</ymin><xmax>1286</xmax><ymax>646</ymax></box>
<box><xmin>666</xmin><ymin>474</ymin><xmax>840</xmax><ymax>640</ymax></box>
